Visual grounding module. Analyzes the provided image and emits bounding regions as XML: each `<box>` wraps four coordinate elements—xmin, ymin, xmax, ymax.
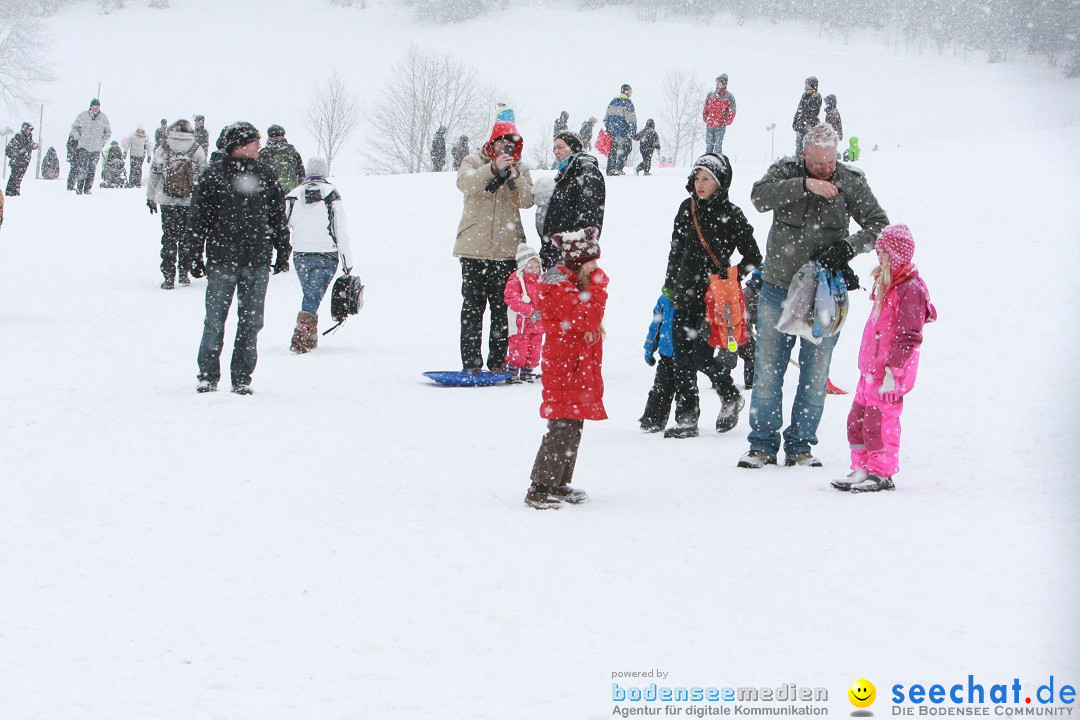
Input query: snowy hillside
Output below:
<box><xmin>1</xmin><ymin>2</ymin><xmax>1079</xmax><ymax>720</ymax></box>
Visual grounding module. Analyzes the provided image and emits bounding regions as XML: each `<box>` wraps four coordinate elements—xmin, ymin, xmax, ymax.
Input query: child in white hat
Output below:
<box><xmin>503</xmin><ymin>243</ymin><xmax>545</xmax><ymax>382</ymax></box>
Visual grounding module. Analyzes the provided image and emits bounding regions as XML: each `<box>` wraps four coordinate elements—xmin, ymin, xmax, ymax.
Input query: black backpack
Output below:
<box><xmin>323</xmin><ymin>274</ymin><xmax>365</xmax><ymax>335</ymax></box>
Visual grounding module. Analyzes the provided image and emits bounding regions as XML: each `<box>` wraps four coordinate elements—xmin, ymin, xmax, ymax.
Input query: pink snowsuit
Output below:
<box><xmin>848</xmin><ymin>266</ymin><xmax>937</xmax><ymax>478</ymax></box>
<box><xmin>504</xmin><ymin>270</ymin><xmax>545</xmax><ymax>369</ymax></box>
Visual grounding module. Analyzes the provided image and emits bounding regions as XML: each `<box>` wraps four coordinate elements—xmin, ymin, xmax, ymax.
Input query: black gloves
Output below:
<box><xmin>273</xmin><ymin>256</ymin><xmax>290</xmax><ymax>275</ymax></box>
<box><xmin>818</xmin><ymin>239</ymin><xmax>855</xmax><ymax>270</ymax></box>
<box><xmin>190</xmin><ymin>257</ymin><xmax>206</xmax><ymax>279</ymax></box>
<box><xmin>147</xmin><ymin>200</ymin><xmax>158</xmax><ymax>214</ymax></box>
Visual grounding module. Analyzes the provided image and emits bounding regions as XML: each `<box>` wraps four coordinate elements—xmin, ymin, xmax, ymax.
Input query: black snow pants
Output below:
<box><xmin>459</xmin><ymin>257</ymin><xmax>515</xmax><ymax>371</ymax></box>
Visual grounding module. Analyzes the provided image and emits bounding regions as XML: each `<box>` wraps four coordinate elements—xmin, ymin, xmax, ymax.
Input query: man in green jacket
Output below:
<box><xmin>738</xmin><ymin>122</ymin><xmax>889</xmax><ymax>470</ymax></box>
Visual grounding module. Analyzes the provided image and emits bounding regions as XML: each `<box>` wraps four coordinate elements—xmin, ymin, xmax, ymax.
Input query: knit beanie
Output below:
<box><xmin>223</xmin><ymin>121</ymin><xmax>260</xmax><ymax>153</ymax></box>
<box><xmin>554</xmin><ymin>131</ymin><xmax>583</xmax><ymax>154</ymax></box>
<box><xmin>554</xmin><ymin>227</ymin><xmax>601</xmax><ymax>272</ymax></box>
<box><xmin>306</xmin><ymin>157</ymin><xmax>330</xmax><ymax>179</ymax></box>
<box><xmin>515</xmin><ymin>242</ymin><xmax>540</xmax><ymax>272</ymax></box>
<box><xmin>876</xmin><ymin>224</ymin><xmax>915</xmax><ymax>268</ymax></box>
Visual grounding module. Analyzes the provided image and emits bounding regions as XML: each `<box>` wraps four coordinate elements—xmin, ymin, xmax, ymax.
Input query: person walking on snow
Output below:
<box><xmin>147</xmin><ymin>119</ymin><xmax>208</xmax><ymax>289</ymax></box>
<box><xmin>824</xmin><ymin>94</ymin><xmax>843</xmax><ymax>141</ymax></box>
<box><xmin>431</xmin><ymin>126</ymin><xmax>447</xmax><ymax>172</ymax></box>
<box><xmin>603</xmin><ymin>84</ymin><xmax>637</xmax><ymax>176</ymax></box>
<box><xmin>635</xmin><ymin>119</ymin><xmax>660</xmax><ymax>175</ymax></box>
<box><xmin>504</xmin><ymin>243</ymin><xmax>545</xmax><ymax>383</ymax></box>
<box><xmin>188</xmin><ymin>122</ymin><xmax>291</xmax><ymax>395</ymax></box>
<box><xmin>259</xmin><ymin>124</ymin><xmax>305</xmax><ymax>193</ymax></box>
<box><xmin>792</xmin><ymin>76</ymin><xmax>822</xmax><ymax>156</ymax></box>
<box><xmin>524</xmin><ymin>229</ymin><xmax>608</xmax><ymax>509</ymax></box>
<box><xmin>831</xmin><ymin>224</ymin><xmax>936</xmax><ymax>493</ymax></box>
<box><xmin>639</xmin><ymin>291</ymin><xmax>676</xmax><ymax>433</ymax></box>
<box><xmin>702</xmin><ymin>74</ymin><xmax>736</xmax><ymax>155</ymax></box>
<box><xmin>121</xmin><ymin>126</ymin><xmax>151</xmax><ymax>187</ymax></box>
<box><xmin>69</xmin><ymin>99</ymin><xmax>111</xmax><ymax>195</ymax></box>
<box><xmin>5</xmin><ymin>123</ymin><xmax>38</xmax><ymax>196</ymax></box>
<box><xmin>285</xmin><ymin>157</ymin><xmax>355</xmax><ymax>353</ymax></box>
<box><xmin>739</xmin><ymin>122</ymin><xmax>889</xmax><ymax>470</ymax></box>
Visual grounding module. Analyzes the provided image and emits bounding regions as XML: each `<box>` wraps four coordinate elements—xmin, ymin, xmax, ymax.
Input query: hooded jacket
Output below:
<box><xmin>286</xmin><ymin>179</ymin><xmax>354</xmax><ymax>270</ymax></box>
<box><xmin>147</xmin><ymin>130</ymin><xmax>208</xmax><ymax>206</ymax></box>
<box><xmin>537</xmin><ymin>266</ymin><xmax>609</xmax><ymax>422</ymax></box>
<box><xmin>858</xmin><ymin>266</ymin><xmax>937</xmax><ymax>395</ymax></box>
<box><xmin>453</xmin><ymin>122</ymin><xmax>534</xmax><ymax>261</ymax></box>
<box><xmin>792</xmin><ymin>91</ymin><xmax>822</xmax><ymax>134</ymax></box>
<box><xmin>666</xmin><ymin>174</ymin><xmax>762</xmax><ymax>314</ymax></box>
<box><xmin>750</xmin><ymin>156</ymin><xmax>889</xmax><ymax>289</ymax></box>
<box><xmin>187</xmin><ymin>155</ymin><xmax>290</xmax><ymax>269</ymax></box>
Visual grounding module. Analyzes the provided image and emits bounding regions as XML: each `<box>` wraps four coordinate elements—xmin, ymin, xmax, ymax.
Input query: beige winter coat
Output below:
<box><xmin>453</xmin><ymin>153</ymin><xmax>534</xmax><ymax>261</ymax></box>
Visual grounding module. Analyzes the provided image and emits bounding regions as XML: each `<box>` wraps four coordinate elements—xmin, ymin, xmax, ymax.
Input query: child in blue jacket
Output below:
<box><xmin>639</xmin><ymin>294</ymin><xmax>676</xmax><ymax>432</ymax></box>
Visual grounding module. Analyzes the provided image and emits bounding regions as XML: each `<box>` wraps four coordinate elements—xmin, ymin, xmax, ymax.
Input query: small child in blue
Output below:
<box><xmin>639</xmin><ymin>293</ymin><xmax>676</xmax><ymax>432</ymax></box>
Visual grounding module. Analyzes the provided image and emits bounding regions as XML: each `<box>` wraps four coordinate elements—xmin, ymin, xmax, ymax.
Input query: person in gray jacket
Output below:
<box><xmin>69</xmin><ymin>98</ymin><xmax>111</xmax><ymax>195</ymax></box>
<box><xmin>146</xmin><ymin>119</ymin><xmax>208</xmax><ymax>289</ymax></box>
<box><xmin>738</xmin><ymin>122</ymin><xmax>889</xmax><ymax>471</ymax></box>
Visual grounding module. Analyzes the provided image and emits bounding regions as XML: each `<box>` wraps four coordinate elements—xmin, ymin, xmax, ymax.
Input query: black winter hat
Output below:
<box><xmin>224</xmin><ymin>121</ymin><xmax>260</xmax><ymax>153</ymax></box>
<box><xmin>267</xmin><ymin>124</ymin><xmax>286</xmax><ymax>138</ymax></box>
<box><xmin>717</xmin><ymin>73</ymin><xmax>729</xmax><ymax>84</ymax></box>
<box><xmin>687</xmin><ymin>153</ymin><xmax>732</xmax><ymax>196</ymax></box>
<box><xmin>554</xmin><ymin>131</ymin><xmax>583</xmax><ymax>153</ymax></box>
<box><xmin>805</xmin><ymin>76</ymin><xmax>819</xmax><ymax>90</ymax></box>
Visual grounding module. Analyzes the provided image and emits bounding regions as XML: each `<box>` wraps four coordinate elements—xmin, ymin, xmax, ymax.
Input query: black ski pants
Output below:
<box><xmin>529</xmin><ymin>419</ymin><xmax>584</xmax><ymax>489</ymax></box>
<box><xmin>459</xmin><ymin>257</ymin><xmax>514</xmax><ymax>371</ymax></box>
<box><xmin>640</xmin><ymin>355</ymin><xmax>675</xmax><ymax>427</ymax></box>
<box><xmin>73</xmin><ymin>148</ymin><xmax>99</xmax><ymax>194</ymax></box>
<box><xmin>128</xmin><ymin>155</ymin><xmax>145</xmax><ymax>187</ymax></box>
<box><xmin>159</xmin><ymin>205</ymin><xmax>190</xmax><ymax>280</ymax></box>
<box><xmin>672</xmin><ymin>308</ymin><xmax>738</xmax><ymax>427</ymax></box>
<box><xmin>6</xmin><ymin>161</ymin><xmax>29</xmax><ymax>196</ymax></box>
<box><xmin>636</xmin><ymin>149</ymin><xmax>655</xmax><ymax>175</ymax></box>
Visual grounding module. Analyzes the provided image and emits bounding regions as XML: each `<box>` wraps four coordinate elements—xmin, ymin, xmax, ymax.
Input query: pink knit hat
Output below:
<box><xmin>876</xmin><ymin>224</ymin><xmax>915</xmax><ymax>267</ymax></box>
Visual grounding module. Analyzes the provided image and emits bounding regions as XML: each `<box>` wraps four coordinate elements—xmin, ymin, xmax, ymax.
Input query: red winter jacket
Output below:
<box><xmin>504</xmin><ymin>270</ymin><xmax>545</xmax><ymax>336</ymax></box>
<box><xmin>537</xmin><ymin>266</ymin><xmax>609</xmax><ymax>422</ymax></box>
<box><xmin>703</xmin><ymin>91</ymin><xmax>737</xmax><ymax>128</ymax></box>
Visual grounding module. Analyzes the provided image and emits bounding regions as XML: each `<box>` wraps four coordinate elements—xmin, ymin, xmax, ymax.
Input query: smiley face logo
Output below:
<box><xmin>848</xmin><ymin>679</ymin><xmax>876</xmax><ymax>708</ymax></box>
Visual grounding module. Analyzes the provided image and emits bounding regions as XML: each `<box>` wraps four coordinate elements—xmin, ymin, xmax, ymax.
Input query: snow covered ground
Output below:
<box><xmin>1</xmin><ymin>2</ymin><xmax>1078</xmax><ymax>719</ymax></box>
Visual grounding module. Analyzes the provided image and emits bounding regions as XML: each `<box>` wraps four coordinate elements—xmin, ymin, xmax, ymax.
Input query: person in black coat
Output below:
<box><xmin>540</xmin><ymin>131</ymin><xmax>606</xmax><ymax>270</ymax></box>
<box><xmin>5</xmin><ymin>123</ymin><xmax>38</xmax><ymax>196</ymax></box>
<box><xmin>824</xmin><ymin>94</ymin><xmax>843</xmax><ymax>141</ymax></box>
<box><xmin>792</xmin><ymin>76</ymin><xmax>822</xmax><ymax>155</ymax></box>
<box><xmin>430</xmin><ymin>126</ymin><xmax>447</xmax><ymax>171</ymax></box>
<box><xmin>634</xmin><ymin>118</ymin><xmax>660</xmax><ymax>176</ymax></box>
<box><xmin>579</xmin><ymin>117</ymin><xmax>597</xmax><ymax>150</ymax></box>
<box><xmin>186</xmin><ymin>121</ymin><xmax>291</xmax><ymax>395</ymax></box>
<box><xmin>42</xmin><ymin>146</ymin><xmax>60</xmax><ymax>179</ymax></box>
<box><xmin>661</xmin><ymin>153</ymin><xmax>762</xmax><ymax>438</ymax></box>
<box><xmin>451</xmin><ymin>134</ymin><xmax>469</xmax><ymax>170</ymax></box>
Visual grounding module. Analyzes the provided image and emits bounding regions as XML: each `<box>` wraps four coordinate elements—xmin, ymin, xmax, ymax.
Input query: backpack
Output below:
<box><xmin>162</xmin><ymin>144</ymin><xmax>198</xmax><ymax>198</ymax></box>
<box><xmin>270</xmin><ymin>149</ymin><xmax>299</xmax><ymax>193</ymax></box>
<box><xmin>323</xmin><ymin>274</ymin><xmax>365</xmax><ymax>335</ymax></box>
<box><xmin>690</xmin><ymin>197</ymin><xmax>749</xmax><ymax>353</ymax></box>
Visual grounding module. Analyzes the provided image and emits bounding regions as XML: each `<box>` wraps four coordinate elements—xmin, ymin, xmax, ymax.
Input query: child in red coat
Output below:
<box><xmin>504</xmin><ymin>243</ymin><xmax>545</xmax><ymax>382</ymax></box>
<box><xmin>525</xmin><ymin>227</ymin><xmax>608</xmax><ymax>509</ymax></box>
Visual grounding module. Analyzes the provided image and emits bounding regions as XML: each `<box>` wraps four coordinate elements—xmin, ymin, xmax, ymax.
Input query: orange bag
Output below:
<box><xmin>690</xmin><ymin>197</ymin><xmax>748</xmax><ymax>352</ymax></box>
<box><xmin>595</xmin><ymin>129</ymin><xmax>611</xmax><ymax>156</ymax></box>
<box><xmin>704</xmin><ymin>266</ymin><xmax>749</xmax><ymax>351</ymax></box>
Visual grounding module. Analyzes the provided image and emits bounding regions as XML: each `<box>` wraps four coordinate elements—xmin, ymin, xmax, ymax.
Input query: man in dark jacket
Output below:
<box><xmin>430</xmin><ymin>126</ymin><xmax>447</xmax><ymax>171</ymax></box>
<box><xmin>450</xmin><ymin>135</ymin><xmax>469</xmax><ymax>171</ymax></box>
<box><xmin>604</xmin><ymin>84</ymin><xmax>638</xmax><ymax>176</ymax></box>
<box><xmin>739</xmin><ymin>122</ymin><xmax>889</xmax><ymax>470</ymax></box>
<box><xmin>187</xmin><ymin>122</ymin><xmax>291</xmax><ymax>395</ymax></box>
<box><xmin>578</xmin><ymin>117</ymin><xmax>597</xmax><ymax>151</ymax></box>
<box><xmin>258</xmin><ymin>124</ymin><xmax>305</xmax><ymax>193</ymax></box>
<box><xmin>792</xmin><ymin>76</ymin><xmax>822</xmax><ymax>155</ymax></box>
<box><xmin>5</xmin><ymin>123</ymin><xmax>38</xmax><ymax>196</ymax></box>
<box><xmin>193</xmin><ymin>115</ymin><xmax>210</xmax><ymax>154</ymax></box>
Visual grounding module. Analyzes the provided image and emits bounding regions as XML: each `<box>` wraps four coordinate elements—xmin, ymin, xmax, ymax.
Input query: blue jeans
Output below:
<box><xmin>293</xmin><ymin>252</ymin><xmax>339</xmax><ymax>314</ymax></box>
<box><xmin>197</xmin><ymin>264</ymin><xmax>270</xmax><ymax>386</ymax></box>
<box><xmin>705</xmin><ymin>126</ymin><xmax>726</xmax><ymax>155</ymax></box>
<box><xmin>747</xmin><ymin>281</ymin><xmax>839</xmax><ymax>456</ymax></box>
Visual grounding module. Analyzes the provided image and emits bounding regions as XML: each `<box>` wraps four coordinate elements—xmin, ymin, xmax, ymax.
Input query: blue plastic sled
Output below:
<box><xmin>423</xmin><ymin>370</ymin><xmax>514</xmax><ymax>387</ymax></box>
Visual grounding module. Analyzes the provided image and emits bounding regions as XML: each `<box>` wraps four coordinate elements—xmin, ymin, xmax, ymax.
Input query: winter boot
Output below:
<box><xmin>196</xmin><ymin>379</ymin><xmax>217</xmax><ymax>393</ymax></box>
<box><xmin>160</xmin><ymin>276</ymin><xmax>175</xmax><ymax>290</ymax></box>
<box><xmin>639</xmin><ymin>417</ymin><xmax>664</xmax><ymax>433</ymax></box>
<box><xmin>663</xmin><ymin>423</ymin><xmax>699</xmax><ymax>439</ymax></box>
<box><xmin>178</xmin><ymin>272</ymin><xmax>191</xmax><ymax>286</ymax></box>
<box><xmin>715</xmin><ymin>394</ymin><xmax>745</xmax><ymax>434</ymax></box>
<box><xmin>737</xmin><ymin>450</ymin><xmax>778</xmax><ymax>469</ymax></box>
<box><xmin>519</xmin><ymin>367</ymin><xmax>538</xmax><ymax>383</ymax></box>
<box><xmin>505</xmin><ymin>366</ymin><xmax>523</xmax><ymax>384</ymax></box>
<box><xmin>785</xmin><ymin>452</ymin><xmax>823</xmax><ymax>467</ymax></box>
<box><xmin>524</xmin><ymin>484</ymin><xmax>562</xmax><ymax>510</ymax></box>
<box><xmin>849</xmin><ymin>474</ymin><xmax>895</xmax><ymax>493</ymax></box>
<box><xmin>550</xmin><ymin>485</ymin><xmax>589</xmax><ymax>504</ymax></box>
<box><xmin>831</xmin><ymin>469</ymin><xmax>869</xmax><ymax>491</ymax></box>
<box><xmin>290</xmin><ymin>312</ymin><xmax>318</xmax><ymax>354</ymax></box>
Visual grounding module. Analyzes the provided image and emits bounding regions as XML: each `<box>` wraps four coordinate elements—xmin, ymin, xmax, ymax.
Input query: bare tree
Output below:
<box><xmin>529</xmin><ymin>123</ymin><xmax>553</xmax><ymax>170</ymax></box>
<box><xmin>305</xmin><ymin>69</ymin><xmax>360</xmax><ymax>170</ymax></box>
<box><xmin>660</xmin><ymin>68</ymin><xmax>705</xmax><ymax>166</ymax></box>
<box><xmin>0</xmin><ymin>3</ymin><xmax>52</xmax><ymax>111</ymax></box>
<box><xmin>365</xmin><ymin>45</ymin><xmax>493</xmax><ymax>174</ymax></box>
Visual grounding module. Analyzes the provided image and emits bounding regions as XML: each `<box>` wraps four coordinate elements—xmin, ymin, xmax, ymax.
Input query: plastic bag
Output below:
<box><xmin>812</xmin><ymin>266</ymin><xmax>849</xmax><ymax>339</ymax></box>
<box><xmin>776</xmin><ymin>261</ymin><xmax>820</xmax><ymax>344</ymax></box>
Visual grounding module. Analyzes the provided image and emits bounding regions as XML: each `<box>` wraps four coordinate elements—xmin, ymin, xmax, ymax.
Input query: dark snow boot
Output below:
<box><xmin>715</xmin><ymin>394</ymin><xmax>745</xmax><ymax>434</ymax></box>
<box><xmin>524</xmin><ymin>484</ymin><xmax>562</xmax><ymax>510</ymax></box>
<box><xmin>663</xmin><ymin>424</ymin><xmax>699</xmax><ymax>439</ymax></box>
<box><xmin>160</xmin><ymin>277</ymin><xmax>175</xmax><ymax>290</ymax></box>
<box><xmin>550</xmin><ymin>485</ymin><xmax>589</xmax><ymax>504</ymax></box>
